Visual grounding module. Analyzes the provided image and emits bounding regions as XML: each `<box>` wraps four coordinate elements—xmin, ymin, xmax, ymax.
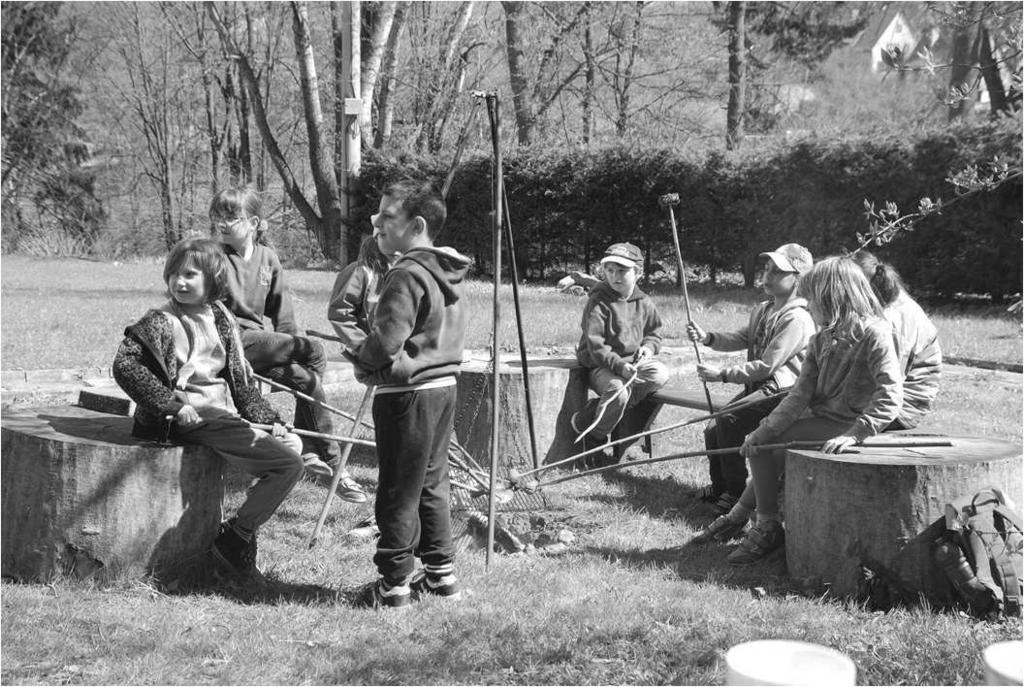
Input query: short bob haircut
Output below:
<box><xmin>799</xmin><ymin>255</ymin><xmax>884</xmax><ymax>336</ymax></box>
<box><xmin>163</xmin><ymin>237</ymin><xmax>230</xmax><ymax>304</ymax></box>
<box><xmin>382</xmin><ymin>179</ymin><xmax>447</xmax><ymax>239</ymax></box>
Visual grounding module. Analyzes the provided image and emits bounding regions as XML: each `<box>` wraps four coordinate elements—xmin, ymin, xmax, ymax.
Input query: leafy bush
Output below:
<box><xmin>354</xmin><ymin>122</ymin><xmax>1021</xmax><ymax>298</ymax></box>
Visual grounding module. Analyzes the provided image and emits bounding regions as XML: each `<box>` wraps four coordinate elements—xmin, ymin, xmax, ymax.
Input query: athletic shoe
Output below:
<box><xmin>689</xmin><ymin>514</ymin><xmax>748</xmax><ymax>546</ymax></box>
<box><xmin>302</xmin><ymin>453</ymin><xmax>334</xmax><ymax>479</ymax></box>
<box><xmin>365</xmin><ymin>578</ymin><xmax>412</xmax><ymax>609</ymax></box>
<box><xmin>410</xmin><ymin>570</ymin><xmax>462</xmax><ymax>601</ymax></box>
<box><xmin>727</xmin><ymin>519</ymin><xmax>785</xmax><ymax>566</ymax></box>
<box><xmin>211</xmin><ymin>520</ymin><xmax>259</xmax><ymax>577</ymax></box>
<box><xmin>337</xmin><ymin>474</ymin><xmax>368</xmax><ymax>503</ymax></box>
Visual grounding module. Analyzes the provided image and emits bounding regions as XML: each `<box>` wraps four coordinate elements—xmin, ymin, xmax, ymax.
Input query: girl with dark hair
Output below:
<box><xmin>852</xmin><ymin>251</ymin><xmax>942</xmax><ymax>430</ymax></box>
<box><xmin>210</xmin><ymin>185</ymin><xmax>367</xmax><ymax>503</ymax></box>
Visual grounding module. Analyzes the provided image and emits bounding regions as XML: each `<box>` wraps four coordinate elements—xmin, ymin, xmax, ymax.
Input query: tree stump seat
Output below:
<box><xmin>1</xmin><ymin>405</ymin><xmax>224</xmax><ymax>582</ymax></box>
<box><xmin>784</xmin><ymin>435</ymin><xmax>1023</xmax><ymax>603</ymax></box>
<box><xmin>454</xmin><ymin>356</ymin><xmax>731</xmax><ymax>468</ymax></box>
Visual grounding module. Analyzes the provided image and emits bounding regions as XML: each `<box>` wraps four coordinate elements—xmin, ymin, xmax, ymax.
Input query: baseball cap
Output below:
<box><xmin>759</xmin><ymin>243</ymin><xmax>813</xmax><ymax>275</ymax></box>
<box><xmin>601</xmin><ymin>242</ymin><xmax>643</xmax><ymax>268</ymax></box>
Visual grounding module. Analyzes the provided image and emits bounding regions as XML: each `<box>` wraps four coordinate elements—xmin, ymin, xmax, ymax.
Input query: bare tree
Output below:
<box><xmin>503</xmin><ymin>2</ymin><xmax>587</xmax><ymax>146</ymax></box>
<box><xmin>207</xmin><ymin>1</ymin><xmax>343</xmax><ymax>260</ymax></box>
<box><xmin>725</xmin><ymin>1</ymin><xmax>747</xmax><ymax>150</ymax></box>
<box><xmin>374</xmin><ymin>1</ymin><xmax>409</xmax><ymax>149</ymax></box>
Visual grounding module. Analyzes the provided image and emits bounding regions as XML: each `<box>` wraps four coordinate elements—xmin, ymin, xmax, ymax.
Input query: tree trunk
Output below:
<box><xmin>947</xmin><ymin>11</ymin><xmax>978</xmax><ymax>121</ymax></box>
<box><xmin>785</xmin><ymin>436</ymin><xmax>1022</xmax><ymax>602</ymax></box>
<box><xmin>374</xmin><ymin>1</ymin><xmax>408</xmax><ymax>150</ymax></box>
<box><xmin>582</xmin><ymin>2</ymin><xmax>594</xmax><ymax>145</ymax></box>
<box><xmin>503</xmin><ymin>1</ymin><xmax>535</xmax><ymax>146</ymax></box>
<box><xmin>417</xmin><ymin>1</ymin><xmax>474</xmax><ymax>154</ymax></box>
<box><xmin>359</xmin><ymin>1</ymin><xmax>397</xmax><ymax>147</ymax></box>
<box><xmin>1</xmin><ymin>407</ymin><xmax>225</xmax><ymax>582</ymax></box>
<box><xmin>725</xmin><ymin>0</ymin><xmax>747</xmax><ymax>151</ymax></box>
<box><xmin>291</xmin><ymin>1</ymin><xmax>342</xmax><ymax>261</ymax></box>
<box><xmin>614</xmin><ymin>2</ymin><xmax>644</xmax><ymax>136</ymax></box>
<box><xmin>978</xmin><ymin>25</ymin><xmax>1009</xmax><ymax>118</ymax></box>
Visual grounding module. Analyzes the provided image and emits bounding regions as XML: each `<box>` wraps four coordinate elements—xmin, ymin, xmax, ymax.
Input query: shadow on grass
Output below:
<box><xmin>570</xmin><ymin>467</ymin><xmax>720</xmax><ymax>531</ymax></box>
<box><xmin>582</xmin><ymin>539</ymin><xmax>799</xmax><ymax>599</ymax></box>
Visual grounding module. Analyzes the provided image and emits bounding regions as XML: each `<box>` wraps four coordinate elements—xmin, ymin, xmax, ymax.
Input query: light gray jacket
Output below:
<box><xmin>748</xmin><ymin>316</ymin><xmax>903</xmax><ymax>443</ymax></box>
<box><xmin>707</xmin><ymin>297</ymin><xmax>815</xmax><ymax>393</ymax></box>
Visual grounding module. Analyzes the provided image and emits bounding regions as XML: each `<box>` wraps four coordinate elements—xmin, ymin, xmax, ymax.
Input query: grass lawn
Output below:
<box><xmin>2</xmin><ymin>256</ymin><xmax>1022</xmax><ymax>685</ymax></box>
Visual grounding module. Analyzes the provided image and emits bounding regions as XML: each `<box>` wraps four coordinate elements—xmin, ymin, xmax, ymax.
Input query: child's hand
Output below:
<box><xmin>621</xmin><ymin>362</ymin><xmax>638</xmax><ymax>378</ymax></box>
<box><xmin>176</xmin><ymin>404</ymin><xmax>200</xmax><ymax>426</ymax></box>
<box><xmin>271</xmin><ymin>421</ymin><xmax>290</xmax><ymax>439</ymax></box>
<box><xmin>739</xmin><ymin>436</ymin><xmax>758</xmax><ymax>458</ymax></box>
<box><xmin>697</xmin><ymin>363</ymin><xmax>724</xmax><ymax>383</ymax></box>
<box><xmin>687</xmin><ymin>322</ymin><xmax>708</xmax><ymax>344</ymax></box>
<box><xmin>820</xmin><ymin>434</ymin><xmax>857</xmax><ymax>454</ymax></box>
<box><xmin>633</xmin><ymin>346</ymin><xmax>653</xmax><ymax>363</ymax></box>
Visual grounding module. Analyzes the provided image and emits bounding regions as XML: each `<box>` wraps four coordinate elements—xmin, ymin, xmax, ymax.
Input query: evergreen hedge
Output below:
<box><xmin>355</xmin><ymin>120</ymin><xmax>1022</xmax><ymax>299</ymax></box>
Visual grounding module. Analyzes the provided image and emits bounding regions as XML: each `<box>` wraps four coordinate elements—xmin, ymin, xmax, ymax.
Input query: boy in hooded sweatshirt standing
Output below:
<box><xmin>349</xmin><ymin>180</ymin><xmax>471</xmax><ymax>609</ymax></box>
<box><xmin>573</xmin><ymin>243</ymin><xmax>670</xmax><ymax>458</ymax></box>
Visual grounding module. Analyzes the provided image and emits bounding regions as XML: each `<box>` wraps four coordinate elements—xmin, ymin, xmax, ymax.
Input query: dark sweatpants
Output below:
<box><xmin>704</xmin><ymin>390</ymin><xmax>785</xmax><ymax>498</ymax></box>
<box><xmin>240</xmin><ymin>329</ymin><xmax>340</xmax><ymax>463</ymax></box>
<box><xmin>372</xmin><ymin>385</ymin><xmax>456</xmax><ymax>585</ymax></box>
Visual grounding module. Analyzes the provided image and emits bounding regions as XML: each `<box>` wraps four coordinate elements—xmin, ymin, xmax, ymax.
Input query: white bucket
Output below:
<box><xmin>983</xmin><ymin>641</ymin><xmax>1024</xmax><ymax>686</ymax></box>
<box><xmin>725</xmin><ymin>640</ymin><xmax>857</xmax><ymax>686</ymax></box>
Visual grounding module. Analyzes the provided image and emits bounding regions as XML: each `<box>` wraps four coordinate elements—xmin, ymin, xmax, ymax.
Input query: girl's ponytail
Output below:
<box><xmin>852</xmin><ymin>250</ymin><xmax>904</xmax><ymax>307</ymax></box>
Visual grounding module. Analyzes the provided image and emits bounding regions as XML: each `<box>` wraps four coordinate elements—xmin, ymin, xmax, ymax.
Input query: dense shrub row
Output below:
<box><xmin>354</xmin><ymin>120</ymin><xmax>1022</xmax><ymax>299</ymax></box>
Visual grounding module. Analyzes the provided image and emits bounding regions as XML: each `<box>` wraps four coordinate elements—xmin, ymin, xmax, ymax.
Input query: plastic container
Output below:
<box><xmin>983</xmin><ymin>641</ymin><xmax>1024</xmax><ymax>686</ymax></box>
<box><xmin>725</xmin><ymin>639</ymin><xmax>857</xmax><ymax>686</ymax></box>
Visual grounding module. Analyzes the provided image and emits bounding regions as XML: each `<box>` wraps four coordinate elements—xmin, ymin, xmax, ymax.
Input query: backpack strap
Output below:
<box><xmin>992</xmin><ymin>504</ymin><xmax>1023</xmax><ymax>616</ymax></box>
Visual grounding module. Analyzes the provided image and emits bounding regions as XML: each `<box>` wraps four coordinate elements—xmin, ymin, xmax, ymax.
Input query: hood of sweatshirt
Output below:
<box><xmin>395</xmin><ymin>246</ymin><xmax>472</xmax><ymax>306</ymax></box>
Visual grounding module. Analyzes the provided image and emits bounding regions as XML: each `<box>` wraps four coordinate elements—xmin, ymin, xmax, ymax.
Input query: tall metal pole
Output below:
<box><xmin>484</xmin><ymin>92</ymin><xmax>502</xmax><ymax>569</ymax></box>
<box><xmin>339</xmin><ymin>0</ymin><xmax>362</xmax><ymax>265</ymax></box>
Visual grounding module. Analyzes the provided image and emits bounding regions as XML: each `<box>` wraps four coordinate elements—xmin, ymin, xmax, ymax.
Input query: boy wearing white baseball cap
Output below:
<box><xmin>573</xmin><ymin>242</ymin><xmax>670</xmax><ymax>460</ymax></box>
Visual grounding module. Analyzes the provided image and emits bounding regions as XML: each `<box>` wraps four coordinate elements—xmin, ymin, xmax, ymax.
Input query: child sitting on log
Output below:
<box><xmin>852</xmin><ymin>251</ymin><xmax>941</xmax><ymax>430</ymax></box>
<box><xmin>210</xmin><ymin>185</ymin><xmax>367</xmax><ymax>504</ymax></box>
<box><xmin>573</xmin><ymin>242</ymin><xmax>670</xmax><ymax>460</ymax></box>
<box><xmin>686</xmin><ymin>243</ymin><xmax>816</xmax><ymax>516</ymax></box>
<box><xmin>113</xmin><ymin>237</ymin><xmax>305</xmax><ymax>581</ymax></box>
<box><xmin>692</xmin><ymin>256</ymin><xmax>903</xmax><ymax>565</ymax></box>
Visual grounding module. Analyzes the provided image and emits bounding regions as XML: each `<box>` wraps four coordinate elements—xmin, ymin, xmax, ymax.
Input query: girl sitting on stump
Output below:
<box><xmin>852</xmin><ymin>251</ymin><xmax>941</xmax><ymax>430</ymax></box>
<box><xmin>692</xmin><ymin>256</ymin><xmax>904</xmax><ymax>565</ymax></box>
<box><xmin>113</xmin><ymin>237</ymin><xmax>304</xmax><ymax>581</ymax></box>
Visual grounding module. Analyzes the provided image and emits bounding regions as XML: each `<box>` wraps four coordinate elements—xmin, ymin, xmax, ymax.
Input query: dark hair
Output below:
<box><xmin>209</xmin><ymin>185</ymin><xmax>269</xmax><ymax>245</ymax></box>
<box><xmin>357</xmin><ymin>234</ymin><xmax>390</xmax><ymax>284</ymax></box>
<box><xmin>164</xmin><ymin>237</ymin><xmax>229</xmax><ymax>303</ymax></box>
<box><xmin>852</xmin><ymin>250</ymin><xmax>905</xmax><ymax>307</ymax></box>
<box><xmin>382</xmin><ymin>179</ymin><xmax>447</xmax><ymax>239</ymax></box>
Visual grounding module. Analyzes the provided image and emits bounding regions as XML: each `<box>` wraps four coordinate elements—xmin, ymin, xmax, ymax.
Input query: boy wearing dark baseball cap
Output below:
<box><xmin>573</xmin><ymin>242</ymin><xmax>669</xmax><ymax>460</ymax></box>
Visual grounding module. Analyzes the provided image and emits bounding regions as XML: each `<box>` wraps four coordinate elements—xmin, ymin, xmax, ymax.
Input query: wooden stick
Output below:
<box><xmin>484</xmin><ymin>90</ymin><xmax>503</xmax><ymax>570</ymax></box>
<box><xmin>531</xmin><ymin>439</ymin><xmax>955</xmax><ymax>489</ymax></box>
<box><xmin>248</xmin><ymin>423</ymin><xmax>375</xmax><ymax>449</ymax></box>
<box><xmin>512</xmin><ymin>389</ymin><xmax>790</xmax><ymax>482</ymax></box>
<box><xmin>308</xmin><ymin>385</ymin><xmax>374</xmax><ymax>548</ymax></box>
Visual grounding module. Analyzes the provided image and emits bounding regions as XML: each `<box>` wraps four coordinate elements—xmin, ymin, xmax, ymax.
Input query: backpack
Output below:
<box><xmin>932</xmin><ymin>487</ymin><xmax>1023</xmax><ymax>618</ymax></box>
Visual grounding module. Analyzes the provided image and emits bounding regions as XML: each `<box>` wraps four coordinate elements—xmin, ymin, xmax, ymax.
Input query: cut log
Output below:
<box><xmin>456</xmin><ymin>356</ymin><xmax>583</xmax><ymax>470</ymax></box>
<box><xmin>784</xmin><ymin>435</ymin><xmax>1023</xmax><ymax>603</ymax></box>
<box><xmin>1</xmin><ymin>406</ymin><xmax>224</xmax><ymax>582</ymax></box>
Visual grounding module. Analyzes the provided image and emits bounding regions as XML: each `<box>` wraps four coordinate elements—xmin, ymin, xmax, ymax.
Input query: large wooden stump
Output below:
<box><xmin>1</xmin><ymin>406</ymin><xmax>224</xmax><ymax>582</ymax></box>
<box><xmin>455</xmin><ymin>357</ymin><xmax>582</xmax><ymax>471</ymax></box>
<box><xmin>785</xmin><ymin>436</ymin><xmax>1023</xmax><ymax>602</ymax></box>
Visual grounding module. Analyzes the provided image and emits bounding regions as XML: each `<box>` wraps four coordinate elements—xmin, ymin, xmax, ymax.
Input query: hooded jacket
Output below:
<box><xmin>886</xmin><ymin>292</ymin><xmax>941</xmax><ymax>428</ymax></box>
<box><xmin>353</xmin><ymin>246</ymin><xmax>471</xmax><ymax>387</ymax></box>
<box><xmin>707</xmin><ymin>297</ymin><xmax>815</xmax><ymax>393</ymax></box>
<box><xmin>748</xmin><ymin>316</ymin><xmax>903</xmax><ymax>443</ymax></box>
<box><xmin>327</xmin><ymin>262</ymin><xmax>381</xmax><ymax>351</ymax></box>
<box><xmin>576</xmin><ymin>281</ymin><xmax>663</xmax><ymax>377</ymax></box>
<box><xmin>112</xmin><ymin>302</ymin><xmax>282</xmax><ymax>440</ymax></box>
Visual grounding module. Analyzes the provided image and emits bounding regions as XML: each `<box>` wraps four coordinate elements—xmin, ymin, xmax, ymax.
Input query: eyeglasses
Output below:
<box><xmin>214</xmin><ymin>216</ymin><xmax>248</xmax><ymax>229</ymax></box>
